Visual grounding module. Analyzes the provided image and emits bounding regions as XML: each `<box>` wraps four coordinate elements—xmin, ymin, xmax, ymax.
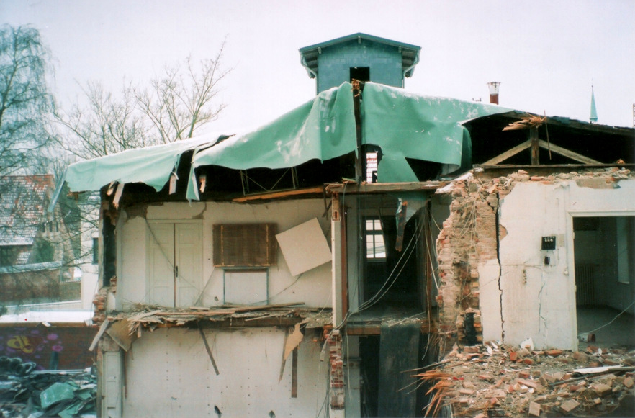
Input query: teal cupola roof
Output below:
<box><xmin>299</xmin><ymin>33</ymin><xmax>421</xmax><ymax>93</ymax></box>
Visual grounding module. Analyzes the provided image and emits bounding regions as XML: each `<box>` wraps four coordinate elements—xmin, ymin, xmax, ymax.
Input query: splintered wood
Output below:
<box><xmin>102</xmin><ymin>303</ymin><xmax>331</xmax><ymax>338</ymax></box>
<box><xmin>503</xmin><ymin>114</ymin><xmax>546</xmax><ymax>131</ymax></box>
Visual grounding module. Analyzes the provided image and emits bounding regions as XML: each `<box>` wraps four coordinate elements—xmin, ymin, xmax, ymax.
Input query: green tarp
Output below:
<box><xmin>64</xmin><ymin>133</ymin><xmax>223</xmax><ymax>193</ymax></box>
<box><xmin>362</xmin><ymin>82</ymin><xmax>510</xmax><ymax>181</ymax></box>
<box><xmin>186</xmin><ymin>82</ymin><xmax>356</xmax><ymax>199</ymax></box>
<box><xmin>62</xmin><ymin>81</ymin><xmax>512</xmax><ymax>200</ymax></box>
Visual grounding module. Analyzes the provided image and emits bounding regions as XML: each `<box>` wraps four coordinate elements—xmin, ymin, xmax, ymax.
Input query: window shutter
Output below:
<box><xmin>212</xmin><ymin>224</ymin><xmax>277</xmax><ymax>267</ymax></box>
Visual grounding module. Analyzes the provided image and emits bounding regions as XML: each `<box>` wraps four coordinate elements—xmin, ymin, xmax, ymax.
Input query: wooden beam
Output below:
<box><xmin>538</xmin><ymin>140</ymin><xmax>601</xmax><ymax>165</ymax></box>
<box><xmin>530</xmin><ymin>127</ymin><xmax>540</xmax><ymax>165</ymax></box>
<box><xmin>198</xmin><ymin>324</ymin><xmax>220</xmax><ymax>375</ymax></box>
<box><xmin>479</xmin><ymin>164</ymin><xmax>634</xmax><ymax>170</ymax></box>
<box><xmin>89</xmin><ymin>318</ymin><xmax>109</xmax><ymax>352</ymax></box>
<box><xmin>479</xmin><ymin>140</ymin><xmax>532</xmax><ymax>166</ymax></box>
<box><xmin>345</xmin><ymin>321</ymin><xmax>436</xmax><ymax>335</ymax></box>
<box><xmin>353</xmin><ymin>80</ymin><xmax>363</xmax><ymax>183</ymax></box>
<box><xmin>291</xmin><ymin>348</ymin><xmax>298</xmax><ymax>398</ymax></box>
<box><xmin>233</xmin><ymin>187</ymin><xmax>323</xmax><ymax>202</ymax></box>
<box><xmin>325</xmin><ymin>181</ymin><xmax>446</xmax><ymax>194</ymax></box>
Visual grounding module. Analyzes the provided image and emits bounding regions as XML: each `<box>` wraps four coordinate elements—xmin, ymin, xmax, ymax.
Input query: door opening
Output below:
<box><xmin>573</xmin><ymin>216</ymin><xmax>635</xmax><ymax>349</ymax></box>
<box><xmin>362</xmin><ymin>215</ymin><xmax>422</xmax><ymax>310</ymax></box>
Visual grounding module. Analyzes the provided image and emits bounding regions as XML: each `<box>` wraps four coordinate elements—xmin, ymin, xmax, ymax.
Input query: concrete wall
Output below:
<box><xmin>122</xmin><ymin>327</ymin><xmax>328</xmax><ymax>418</ymax></box>
<box><xmin>485</xmin><ymin>177</ymin><xmax>635</xmax><ymax>350</ymax></box>
<box><xmin>317</xmin><ymin>40</ymin><xmax>403</xmax><ymax>93</ymax></box>
<box><xmin>116</xmin><ymin>199</ymin><xmax>332</xmax><ymax>310</ymax></box>
<box><xmin>436</xmin><ymin>170</ymin><xmax>635</xmax><ymax>352</ymax></box>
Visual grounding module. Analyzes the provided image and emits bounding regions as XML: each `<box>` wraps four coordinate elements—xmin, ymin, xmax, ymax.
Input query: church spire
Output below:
<box><xmin>590</xmin><ymin>85</ymin><xmax>598</xmax><ymax>123</ymax></box>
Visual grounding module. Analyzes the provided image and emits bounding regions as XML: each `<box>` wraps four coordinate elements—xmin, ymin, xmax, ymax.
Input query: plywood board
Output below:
<box><xmin>276</xmin><ymin>218</ymin><xmax>331</xmax><ymax>276</ymax></box>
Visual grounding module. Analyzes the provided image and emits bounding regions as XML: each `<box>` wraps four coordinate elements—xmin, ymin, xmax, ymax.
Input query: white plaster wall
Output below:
<box><xmin>123</xmin><ymin>327</ymin><xmax>328</xmax><ymax>418</ymax></box>
<box><xmin>116</xmin><ymin>199</ymin><xmax>332</xmax><ymax>309</ymax></box>
<box><xmin>481</xmin><ymin>179</ymin><xmax>635</xmax><ymax>350</ymax></box>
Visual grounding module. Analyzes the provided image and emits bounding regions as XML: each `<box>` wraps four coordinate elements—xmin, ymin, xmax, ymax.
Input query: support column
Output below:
<box><xmin>328</xmin><ymin>330</ymin><xmax>345</xmax><ymax>417</ymax></box>
<box><xmin>530</xmin><ymin>127</ymin><xmax>540</xmax><ymax>165</ymax></box>
<box><xmin>99</xmin><ymin>335</ymin><xmax>123</xmax><ymax>418</ymax></box>
<box><xmin>330</xmin><ymin>193</ymin><xmax>345</xmax><ymax>417</ymax></box>
<box><xmin>331</xmin><ymin>193</ymin><xmax>343</xmax><ymax>326</ymax></box>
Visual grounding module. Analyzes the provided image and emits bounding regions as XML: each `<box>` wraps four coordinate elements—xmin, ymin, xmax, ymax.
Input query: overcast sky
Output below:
<box><xmin>3</xmin><ymin>0</ymin><xmax>634</xmax><ymax>132</ymax></box>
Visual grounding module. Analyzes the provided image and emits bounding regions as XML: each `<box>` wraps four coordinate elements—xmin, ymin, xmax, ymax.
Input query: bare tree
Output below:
<box><xmin>55</xmin><ymin>81</ymin><xmax>148</xmax><ymax>159</ymax></box>
<box><xmin>57</xmin><ymin>43</ymin><xmax>231</xmax><ymax>158</ymax></box>
<box><xmin>0</xmin><ymin>25</ymin><xmax>54</xmax><ymax>176</ymax></box>
<box><xmin>135</xmin><ymin>43</ymin><xmax>231</xmax><ymax>142</ymax></box>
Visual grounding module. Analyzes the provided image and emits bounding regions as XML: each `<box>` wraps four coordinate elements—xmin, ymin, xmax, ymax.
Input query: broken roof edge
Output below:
<box><xmin>62</xmin><ymin>132</ymin><xmax>227</xmax><ymax>195</ymax></box>
<box><xmin>186</xmin><ymin>82</ymin><xmax>356</xmax><ymax>200</ymax></box>
<box><xmin>464</xmin><ymin>110</ymin><xmax>635</xmax><ymax>136</ymax></box>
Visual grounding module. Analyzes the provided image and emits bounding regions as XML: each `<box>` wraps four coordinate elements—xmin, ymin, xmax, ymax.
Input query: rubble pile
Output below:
<box><xmin>420</xmin><ymin>342</ymin><xmax>635</xmax><ymax>417</ymax></box>
<box><xmin>0</xmin><ymin>357</ymin><xmax>95</xmax><ymax>418</ymax></box>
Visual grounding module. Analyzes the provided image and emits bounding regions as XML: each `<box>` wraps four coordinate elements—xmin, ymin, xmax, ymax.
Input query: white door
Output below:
<box><xmin>147</xmin><ymin>222</ymin><xmax>202</xmax><ymax>307</ymax></box>
<box><xmin>175</xmin><ymin>223</ymin><xmax>203</xmax><ymax>307</ymax></box>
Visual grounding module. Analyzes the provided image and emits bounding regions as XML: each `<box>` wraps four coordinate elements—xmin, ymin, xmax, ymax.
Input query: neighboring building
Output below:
<box><xmin>0</xmin><ymin>176</ymin><xmax>98</xmax><ymax>374</ymax></box>
<box><xmin>60</xmin><ymin>34</ymin><xmax>635</xmax><ymax>418</ymax></box>
<box><xmin>0</xmin><ymin>175</ymin><xmax>78</xmax><ymax>305</ymax></box>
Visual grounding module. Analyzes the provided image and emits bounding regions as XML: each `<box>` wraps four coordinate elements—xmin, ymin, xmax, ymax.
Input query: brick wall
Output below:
<box><xmin>435</xmin><ymin>174</ymin><xmax>510</xmax><ymax>352</ymax></box>
<box><xmin>60</xmin><ymin>281</ymin><xmax>81</xmax><ymax>301</ymax></box>
<box><xmin>0</xmin><ymin>325</ymin><xmax>96</xmax><ymax>370</ymax></box>
<box><xmin>0</xmin><ymin>270</ymin><xmax>61</xmax><ymax>303</ymax></box>
<box><xmin>327</xmin><ymin>329</ymin><xmax>345</xmax><ymax>409</ymax></box>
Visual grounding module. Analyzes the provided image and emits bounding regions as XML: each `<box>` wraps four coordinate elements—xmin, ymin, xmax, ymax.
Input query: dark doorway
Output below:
<box><xmin>362</xmin><ymin>215</ymin><xmax>421</xmax><ymax>309</ymax></box>
<box><xmin>350</xmin><ymin>67</ymin><xmax>370</xmax><ymax>83</ymax></box>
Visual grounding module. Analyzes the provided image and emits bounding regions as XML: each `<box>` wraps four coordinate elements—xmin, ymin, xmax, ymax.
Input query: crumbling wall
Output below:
<box><xmin>435</xmin><ymin>173</ymin><xmax>504</xmax><ymax>352</ymax></box>
<box><xmin>436</xmin><ymin>168</ymin><xmax>635</xmax><ymax>352</ymax></box>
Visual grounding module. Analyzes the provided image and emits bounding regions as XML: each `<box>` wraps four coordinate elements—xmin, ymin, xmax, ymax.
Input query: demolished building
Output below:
<box><xmin>57</xmin><ymin>33</ymin><xmax>634</xmax><ymax>417</ymax></box>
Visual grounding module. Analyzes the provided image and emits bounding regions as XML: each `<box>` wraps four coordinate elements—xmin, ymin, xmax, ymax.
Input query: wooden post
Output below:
<box><xmin>291</xmin><ymin>348</ymin><xmax>298</xmax><ymax>398</ymax></box>
<box><xmin>352</xmin><ymin>80</ymin><xmax>363</xmax><ymax>183</ymax></box>
<box><xmin>425</xmin><ymin>202</ymin><xmax>433</xmax><ymax>323</ymax></box>
<box><xmin>530</xmin><ymin>127</ymin><xmax>540</xmax><ymax>165</ymax></box>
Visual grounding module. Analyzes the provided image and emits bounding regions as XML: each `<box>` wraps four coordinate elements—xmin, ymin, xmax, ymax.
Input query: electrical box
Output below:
<box><xmin>541</xmin><ymin>236</ymin><xmax>557</xmax><ymax>251</ymax></box>
<box><xmin>541</xmin><ymin>236</ymin><xmax>557</xmax><ymax>266</ymax></box>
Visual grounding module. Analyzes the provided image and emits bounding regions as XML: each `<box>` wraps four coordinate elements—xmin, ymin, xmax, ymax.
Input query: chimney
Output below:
<box><xmin>487</xmin><ymin>82</ymin><xmax>500</xmax><ymax>105</ymax></box>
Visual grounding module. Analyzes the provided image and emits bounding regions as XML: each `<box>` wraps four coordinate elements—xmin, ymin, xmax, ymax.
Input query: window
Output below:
<box><xmin>350</xmin><ymin>66</ymin><xmax>370</xmax><ymax>83</ymax></box>
<box><xmin>0</xmin><ymin>246</ymin><xmax>18</xmax><ymax>266</ymax></box>
<box><xmin>92</xmin><ymin>237</ymin><xmax>99</xmax><ymax>265</ymax></box>
<box><xmin>212</xmin><ymin>224</ymin><xmax>277</xmax><ymax>267</ymax></box>
<box><xmin>366</xmin><ymin>152</ymin><xmax>378</xmax><ymax>183</ymax></box>
<box><xmin>365</xmin><ymin>218</ymin><xmax>386</xmax><ymax>259</ymax></box>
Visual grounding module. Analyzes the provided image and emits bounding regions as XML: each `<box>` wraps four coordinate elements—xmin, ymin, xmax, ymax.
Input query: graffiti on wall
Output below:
<box><xmin>0</xmin><ymin>328</ymin><xmax>64</xmax><ymax>370</ymax></box>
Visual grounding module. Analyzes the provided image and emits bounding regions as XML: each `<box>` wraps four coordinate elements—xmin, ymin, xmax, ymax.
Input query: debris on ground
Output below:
<box><xmin>0</xmin><ymin>356</ymin><xmax>95</xmax><ymax>418</ymax></box>
<box><xmin>418</xmin><ymin>342</ymin><xmax>635</xmax><ymax>417</ymax></box>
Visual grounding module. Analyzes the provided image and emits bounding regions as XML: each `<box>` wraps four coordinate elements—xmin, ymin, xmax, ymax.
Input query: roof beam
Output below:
<box><xmin>538</xmin><ymin>140</ymin><xmax>601</xmax><ymax>165</ymax></box>
<box><xmin>480</xmin><ymin>139</ymin><xmax>602</xmax><ymax>166</ymax></box>
<box><xmin>481</xmin><ymin>140</ymin><xmax>531</xmax><ymax>166</ymax></box>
